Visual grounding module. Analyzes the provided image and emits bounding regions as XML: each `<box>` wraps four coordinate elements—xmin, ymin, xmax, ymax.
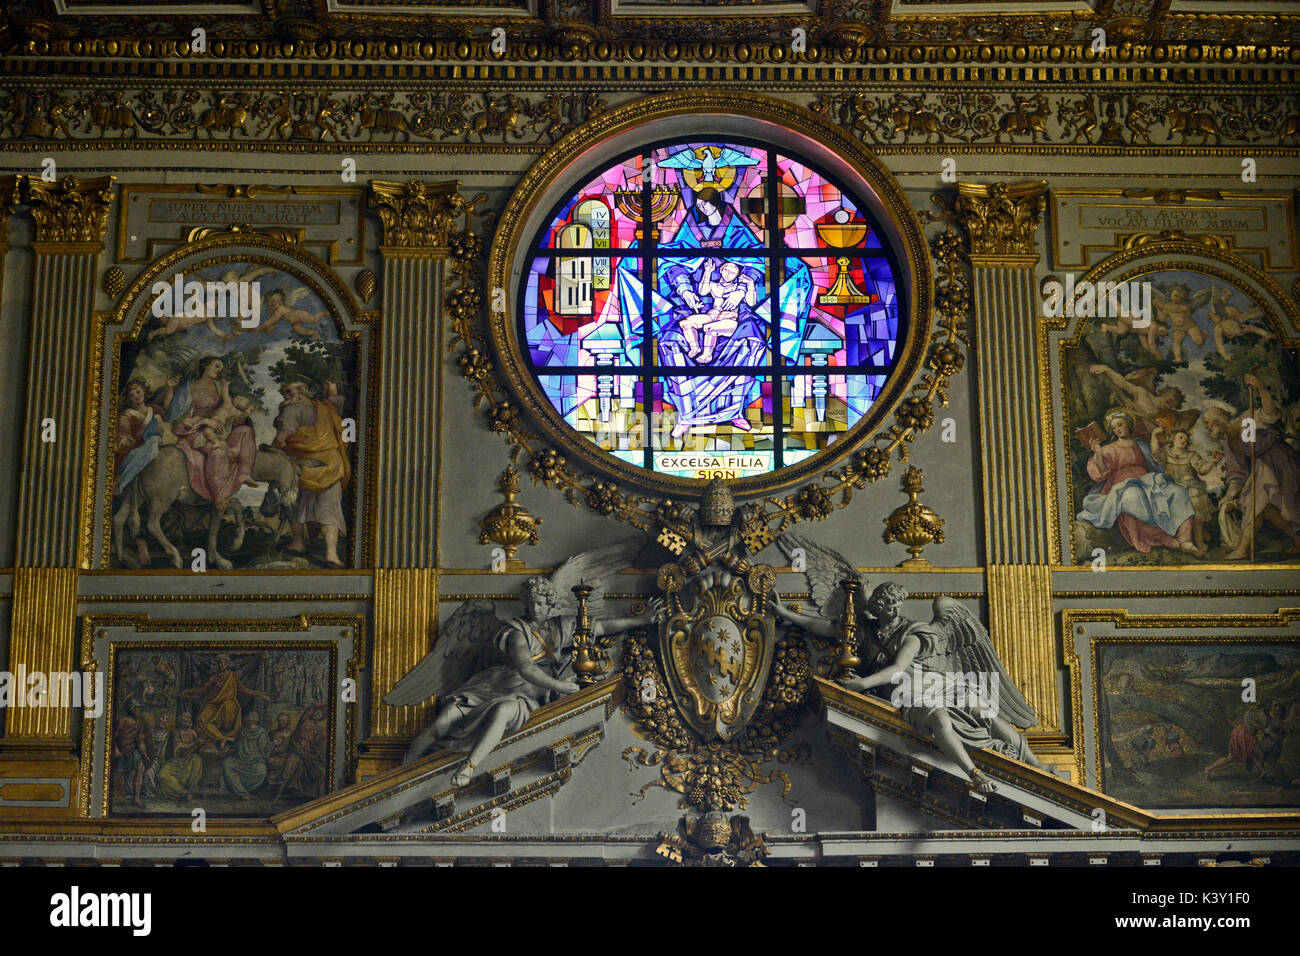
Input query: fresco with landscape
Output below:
<box><xmin>1098</xmin><ymin>641</ymin><xmax>1300</xmax><ymax>809</ymax></box>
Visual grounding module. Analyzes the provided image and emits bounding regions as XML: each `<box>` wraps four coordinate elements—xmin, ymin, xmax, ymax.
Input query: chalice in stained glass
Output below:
<box><xmin>815</xmin><ymin>208</ymin><xmax>872</xmax><ymax>306</ymax></box>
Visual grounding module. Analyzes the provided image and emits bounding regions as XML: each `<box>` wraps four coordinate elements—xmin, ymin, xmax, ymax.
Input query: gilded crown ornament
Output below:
<box><xmin>882</xmin><ymin>465</ymin><xmax>945</xmax><ymax>569</ymax></box>
<box><xmin>478</xmin><ymin>464</ymin><xmax>541</xmax><ymax>572</ymax></box>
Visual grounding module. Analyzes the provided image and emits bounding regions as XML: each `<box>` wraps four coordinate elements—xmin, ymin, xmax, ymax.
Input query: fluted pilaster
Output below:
<box><xmin>6</xmin><ymin>175</ymin><xmax>113</xmax><ymax>751</ymax></box>
<box><xmin>954</xmin><ymin>180</ymin><xmax>1062</xmax><ymax>740</ymax></box>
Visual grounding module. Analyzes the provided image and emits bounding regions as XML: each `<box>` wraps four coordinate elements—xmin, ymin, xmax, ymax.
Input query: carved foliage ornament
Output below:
<box><xmin>21</xmin><ymin>173</ymin><xmax>115</xmax><ymax>245</ymax></box>
<box><xmin>4</xmin><ymin>86</ymin><xmax>1295</xmax><ymax>151</ymax></box>
<box><xmin>953</xmin><ymin>180</ymin><xmax>1047</xmax><ymax>258</ymax></box>
<box><xmin>622</xmin><ymin>627</ymin><xmax>811</xmax><ymax>813</ymax></box>
<box><xmin>369</xmin><ymin>178</ymin><xmax>487</xmax><ymax>249</ymax></box>
<box><xmin>655</xmin><ymin>813</ymin><xmax>769</xmax><ymax>867</ymax></box>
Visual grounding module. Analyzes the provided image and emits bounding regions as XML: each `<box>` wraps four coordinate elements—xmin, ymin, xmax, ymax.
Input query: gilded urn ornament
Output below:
<box><xmin>882</xmin><ymin>465</ymin><xmax>945</xmax><ymax>569</ymax></box>
<box><xmin>478</xmin><ymin>464</ymin><xmax>541</xmax><ymax>572</ymax></box>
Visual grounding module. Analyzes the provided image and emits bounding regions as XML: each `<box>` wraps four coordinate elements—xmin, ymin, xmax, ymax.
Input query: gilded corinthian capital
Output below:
<box><xmin>368</xmin><ymin>179</ymin><xmax>487</xmax><ymax>252</ymax></box>
<box><xmin>20</xmin><ymin>174</ymin><xmax>115</xmax><ymax>248</ymax></box>
<box><xmin>953</xmin><ymin>180</ymin><xmax>1048</xmax><ymax>259</ymax></box>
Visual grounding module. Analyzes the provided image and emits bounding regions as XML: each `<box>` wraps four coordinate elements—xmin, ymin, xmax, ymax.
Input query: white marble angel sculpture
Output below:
<box><xmin>384</xmin><ymin>544</ymin><xmax>660</xmax><ymax>786</ymax></box>
<box><xmin>773</xmin><ymin>534</ymin><xmax>1054</xmax><ymax>793</ymax></box>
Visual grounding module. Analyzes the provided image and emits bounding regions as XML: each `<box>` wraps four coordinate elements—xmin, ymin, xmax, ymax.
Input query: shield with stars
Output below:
<box><xmin>659</xmin><ymin>574</ymin><xmax>775</xmax><ymax>742</ymax></box>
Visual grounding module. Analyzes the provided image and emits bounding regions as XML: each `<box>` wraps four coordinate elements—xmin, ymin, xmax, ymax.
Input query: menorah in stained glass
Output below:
<box><xmin>613</xmin><ymin>188</ymin><xmax>680</xmax><ymax>244</ymax></box>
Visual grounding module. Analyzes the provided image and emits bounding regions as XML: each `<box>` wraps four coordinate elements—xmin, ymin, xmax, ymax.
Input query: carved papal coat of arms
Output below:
<box><xmin>658</xmin><ymin>567</ymin><xmax>776</xmax><ymax>742</ymax></box>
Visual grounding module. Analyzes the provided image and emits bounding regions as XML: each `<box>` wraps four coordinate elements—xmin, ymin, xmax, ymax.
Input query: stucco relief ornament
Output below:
<box><xmin>623</xmin><ymin>480</ymin><xmax>810</xmax><ymax>812</ymax></box>
<box><xmin>655</xmin><ymin>813</ymin><xmax>768</xmax><ymax>867</ymax></box>
<box><xmin>384</xmin><ymin>543</ymin><xmax>661</xmax><ymax>787</ymax></box>
<box><xmin>775</xmin><ymin>534</ymin><xmax>1056</xmax><ymax>793</ymax></box>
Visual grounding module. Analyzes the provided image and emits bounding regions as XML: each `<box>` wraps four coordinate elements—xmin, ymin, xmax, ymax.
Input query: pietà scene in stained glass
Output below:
<box><xmin>520</xmin><ymin>140</ymin><xmax>903</xmax><ymax>479</ymax></box>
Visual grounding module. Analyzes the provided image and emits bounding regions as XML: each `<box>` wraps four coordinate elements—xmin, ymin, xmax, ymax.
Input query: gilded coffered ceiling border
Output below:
<box><xmin>2</xmin><ymin>0</ymin><xmax>1299</xmax><ymax>63</ymax></box>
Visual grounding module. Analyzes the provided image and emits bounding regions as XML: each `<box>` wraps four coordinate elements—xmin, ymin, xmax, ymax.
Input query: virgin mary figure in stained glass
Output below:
<box><xmin>613</xmin><ymin>179</ymin><xmax>812</xmax><ymax>442</ymax></box>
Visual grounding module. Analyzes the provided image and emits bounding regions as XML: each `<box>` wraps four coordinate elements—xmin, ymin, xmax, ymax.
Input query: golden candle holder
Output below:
<box><xmin>570</xmin><ymin>582</ymin><xmax>605</xmax><ymax>686</ymax></box>
<box><xmin>830</xmin><ymin>577</ymin><xmax>863</xmax><ymax>680</ymax></box>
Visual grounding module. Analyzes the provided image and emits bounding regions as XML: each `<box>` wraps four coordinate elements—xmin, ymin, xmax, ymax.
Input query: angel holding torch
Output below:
<box><xmin>773</xmin><ymin>534</ymin><xmax>1055</xmax><ymax>793</ymax></box>
<box><xmin>385</xmin><ymin>545</ymin><xmax>663</xmax><ymax>786</ymax></box>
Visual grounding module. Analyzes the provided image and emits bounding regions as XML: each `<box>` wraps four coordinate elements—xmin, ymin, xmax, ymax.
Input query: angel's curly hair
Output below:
<box><xmin>521</xmin><ymin>576</ymin><xmax>559</xmax><ymax>605</ymax></box>
<box><xmin>870</xmin><ymin>582</ymin><xmax>908</xmax><ymax>604</ymax></box>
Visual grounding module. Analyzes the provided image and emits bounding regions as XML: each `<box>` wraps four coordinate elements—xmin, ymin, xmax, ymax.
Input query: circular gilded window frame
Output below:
<box><xmin>487</xmin><ymin>90</ymin><xmax>933</xmax><ymax>498</ymax></box>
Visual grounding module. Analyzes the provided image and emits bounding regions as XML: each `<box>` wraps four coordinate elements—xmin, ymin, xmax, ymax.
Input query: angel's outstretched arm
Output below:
<box><xmin>848</xmin><ymin>634</ymin><xmax>920</xmax><ymax>692</ymax></box>
<box><xmin>771</xmin><ymin>592</ymin><xmax>838</xmax><ymax>638</ymax></box>
<box><xmin>593</xmin><ymin>597</ymin><xmax>667</xmax><ymax>636</ymax></box>
<box><xmin>506</xmin><ymin>632</ymin><xmax>575</xmax><ymax>693</ymax></box>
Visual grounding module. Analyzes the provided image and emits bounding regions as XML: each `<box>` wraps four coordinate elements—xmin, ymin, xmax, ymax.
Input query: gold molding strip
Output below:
<box><xmin>6</xmin><ymin>33</ymin><xmax>1300</xmax><ymax>69</ymax></box>
<box><xmin>5</xmin><ymin>568</ymin><xmax>78</xmax><ymax>741</ymax></box>
<box><xmin>371</xmin><ymin>568</ymin><xmax>438</xmax><ymax>740</ymax></box>
<box><xmin>987</xmin><ymin>564</ymin><xmax>1060</xmax><ymax>735</ymax></box>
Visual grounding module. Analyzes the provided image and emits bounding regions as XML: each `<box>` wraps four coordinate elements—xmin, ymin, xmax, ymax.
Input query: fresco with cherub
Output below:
<box><xmin>110</xmin><ymin>260</ymin><xmax>360</xmax><ymax>570</ymax></box>
<box><xmin>1064</xmin><ymin>268</ymin><xmax>1300</xmax><ymax>565</ymax></box>
<box><xmin>519</xmin><ymin>141</ymin><xmax>902</xmax><ymax>480</ymax></box>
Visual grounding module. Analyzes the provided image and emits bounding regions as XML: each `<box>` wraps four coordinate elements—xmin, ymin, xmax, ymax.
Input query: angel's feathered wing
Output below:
<box><xmin>776</xmin><ymin>532</ymin><xmax>864</xmax><ymax>624</ymax></box>
<box><xmin>284</xmin><ymin>286</ymin><xmax>314</xmax><ymax>307</ymax></box>
<box><xmin>239</xmin><ymin>265</ymin><xmax>277</xmax><ymax>283</ymax></box>
<box><xmin>928</xmin><ymin>599</ymin><xmax>1037</xmax><ymax>729</ymax></box>
<box><xmin>549</xmin><ymin>542</ymin><xmax>642</xmax><ymax>619</ymax></box>
<box><xmin>382</xmin><ymin>599</ymin><xmax>502</xmax><ymax>707</ymax></box>
<box><xmin>713</xmin><ymin>147</ymin><xmax>761</xmax><ymax>168</ymax></box>
<box><xmin>657</xmin><ymin>150</ymin><xmax>703</xmax><ymax>171</ymax></box>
